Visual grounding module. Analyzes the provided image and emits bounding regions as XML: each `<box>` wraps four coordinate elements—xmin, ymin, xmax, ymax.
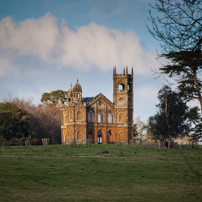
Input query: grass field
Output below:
<box><xmin>0</xmin><ymin>144</ymin><xmax>201</xmax><ymax>202</ymax></box>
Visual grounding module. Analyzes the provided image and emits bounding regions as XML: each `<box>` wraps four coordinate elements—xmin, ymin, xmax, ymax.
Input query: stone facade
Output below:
<box><xmin>61</xmin><ymin>67</ymin><xmax>134</xmax><ymax>144</ymax></box>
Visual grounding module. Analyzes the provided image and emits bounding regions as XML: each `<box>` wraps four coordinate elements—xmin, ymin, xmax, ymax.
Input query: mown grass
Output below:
<box><xmin>0</xmin><ymin>144</ymin><xmax>201</xmax><ymax>202</ymax></box>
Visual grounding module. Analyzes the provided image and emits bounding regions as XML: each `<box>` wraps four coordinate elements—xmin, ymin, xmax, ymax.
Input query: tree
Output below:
<box><xmin>147</xmin><ymin>0</ymin><xmax>202</xmax><ymax>53</ymax></box>
<box><xmin>29</xmin><ymin>104</ymin><xmax>61</xmax><ymax>144</ymax></box>
<box><xmin>160</xmin><ymin>51</ymin><xmax>202</xmax><ymax>116</ymax></box>
<box><xmin>147</xmin><ymin>113</ymin><xmax>167</xmax><ymax>143</ymax></box>
<box><xmin>147</xmin><ymin>85</ymin><xmax>191</xmax><ymax>148</ymax></box>
<box><xmin>2</xmin><ymin>96</ymin><xmax>61</xmax><ymax>144</ymax></box>
<box><xmin>41</xmin><ymin>90</ymin><xmax>67</xmax><ymax>105</ymax></box>
<box><xmin>133</xmin><ymin>116</ymin><xmax>147</xmax><ymax>141</ymax></box>
<box><xmin>148</xmin><ymin>0</ymin><xmax>202</xmax><ymax>116</ymax></box>
<box><xmin>0</xmin><ymin>102</ymin><xmax>30</xmax><ymax>143</ymax></box>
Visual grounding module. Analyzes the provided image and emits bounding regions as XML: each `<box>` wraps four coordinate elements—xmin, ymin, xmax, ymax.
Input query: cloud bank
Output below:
<box><xmin>0</xmin><ymin>13</ymin><xmax>158</xmax><ymax>76</ymax></box>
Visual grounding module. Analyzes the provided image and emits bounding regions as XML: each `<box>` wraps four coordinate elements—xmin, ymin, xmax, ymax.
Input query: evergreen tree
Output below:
<box><xmin>41</xmin><ymin>90</ymin><xmax>67</xmax><ymax>105</ymax></box>
<box><xmin>148</xmin><ymin>85</ymin><xmax>191</xmax><ymax>148</ymax></box>
<box><xmin>160</xmin><ymin>51</ymin><xmax>202</xmax><ymax>116</ymax></box>
<box><xmin>0</xmin><ymin>102</ymin><xmax>30</xmax><ymax>143</ymax></box>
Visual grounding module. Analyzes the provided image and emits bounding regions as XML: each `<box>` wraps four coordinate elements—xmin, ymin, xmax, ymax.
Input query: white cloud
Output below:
<box><xmin>0</xmin><ymin>13</ymin><xmax>159</xmax><ymax>76</ymax></box>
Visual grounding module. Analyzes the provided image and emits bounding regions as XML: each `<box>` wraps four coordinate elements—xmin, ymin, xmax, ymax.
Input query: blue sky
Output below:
<box><xmin>0</xmin><ymin>0</ymin><xmax>166</xmax><ymax>121</ymax></box>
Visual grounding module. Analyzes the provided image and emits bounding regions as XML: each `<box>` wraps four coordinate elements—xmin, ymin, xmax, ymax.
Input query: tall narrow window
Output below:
<box><xmin>77</xmin><ymin>131</ymin><xmax>82</xmax><ymax>139</ymax></box>
<box><xmin>97</xmin><ymin>113</ymin><xmax>101</xmax><ymax>123</ymax></box>
<box><xmin>111</xmin><ymin>114</ymin><xmax>113</xmax><ymax>123</ymax></box>
<box><xmin>91</xmin><ymin>111</ymin><xmax>94</xmax><ymax>122</ymax></box>
<box><xmin>69</xmin><ymin>111</ymin><xmax>73</xmax><ymax>120</ymax></box>
<box><xmin>97</xmin><ymin>111</ymin><xmax>103</xmax><ymax>123</ymax></box>
<box><xmin>77</xmin><ymin>111</ymin><xmax>82</xmax><ymax>120</ymax></box>
<box><xmin>107</xmin><ymin>112</ymin><xmax>113</xmax><ymax>123</ymax></box>
<box><xmin>107</xmin><ymin>114</ymin><xmax>110</xmax><ymax>123</ymax></box>
<box><xmin>64</xmin><ymin>114</ymin><xmax>67</xmax><ymax>124</ymax></box>
<box><xmin>88</xmin><ymin>110</ymin><xmax>94</xmax><ymax>122</ymax></box>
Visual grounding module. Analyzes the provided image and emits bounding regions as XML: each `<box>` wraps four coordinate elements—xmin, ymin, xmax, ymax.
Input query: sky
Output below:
<box><xmin>0</xmin><ymin>0</ymin><xmax>166</xmax><ymax>122</ymax></box>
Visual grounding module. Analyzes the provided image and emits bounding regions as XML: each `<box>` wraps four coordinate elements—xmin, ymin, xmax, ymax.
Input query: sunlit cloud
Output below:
<box><xmin>0</xmin><ymin>13</ymin><xmax>159</xmax><ymax>76</ymax></box>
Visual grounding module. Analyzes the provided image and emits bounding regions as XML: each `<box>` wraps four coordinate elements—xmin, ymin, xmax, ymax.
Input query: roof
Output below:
<box><xmin>73</xmin><ymin>83</ymin><xmax>82</xmax><ymax>92</ymax></box>
<box><xmin>82</xmin><ymin>97</ymin><xmax>94</xmax><ymax>103</ymax></box>
<box><xmin>73</xmin><ymin>78</ymin><xmax>82</xmax><ymax>92</ymax></box>
<box><xmin>87</xmin><ymin>93</ymin><xmax>114</xmax><ymax>107</ymax></box>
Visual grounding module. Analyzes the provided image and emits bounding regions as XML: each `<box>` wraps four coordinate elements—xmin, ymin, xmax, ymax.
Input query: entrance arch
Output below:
<box><xmin>107</xmin><ymin>130</ymin><xmax>111</xmax><ymax>144</ymax></box>
<box><xmin>87</xmin><ymin>131</ymin><xmax>94</xmax><ymax>143</ymax></box>
<box><xmin>97</xmin><ymin>130</ymin><xmax>102</xmax><ymax>144</ymax></box>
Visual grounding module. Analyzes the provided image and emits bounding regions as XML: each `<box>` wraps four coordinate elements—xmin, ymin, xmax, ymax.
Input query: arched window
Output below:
<box><xmin>88</xmin><ymin>110</ymin><xmax>94</xmax><ymax>122</ymax></box>
<box><xmin>77</xmin><ymin>111</ymin><xmax>82</xmax><ymax>120</ymax></box>
<box><xmin>69</xmin><ymin>129</ymin><xmax>73</xmax><ymax>140</ymax></box>
<box><xmin>119</xmin><ymin>113</ymin><xmax>124</xmax><ymax>122</ymax></box>
<box><xmin>107</xmin><ymin>112</ymin><xmax>113</xmax><ymax>123</ymax></box>
<box><xmin>97</xmin><ymin>113</ymin><xmax>101</xmax><ymax>123</ymax></box>
<box><xmin>97</xmin><ymin>130</ymin><xmax>102</xmax><ymax>144</ymax></box>
<box><xmin>87</xmin><ymin>131</ymin><xmax>94</xmax><ymax>143</ymax></box>
<box><xmin>118</xmin><ymin>84</ymin><xmax>125</xmax><ymax>90</ymax></box>
<box><xmin>64</xmin><ymin>114</ymin><xmax>67</xmax><ymax>124</ymax></box>
<box><xmin>97</xmin><ymin>111</ymin><xmax>103</xmax><ymax>123</ymax></box>
<box><xmin>69</xmin><ymin>111</ymin><xmax>73</xmax><ymax>120</ymax></box>
<box><xmin>77</xmin><ymin>131</ymin><xmax>82</xmax><ymax>139</ymax></box>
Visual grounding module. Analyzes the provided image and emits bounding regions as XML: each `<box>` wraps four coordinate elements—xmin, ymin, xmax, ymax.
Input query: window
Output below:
<box><xmin>77</xmin><ymin>111</ymin><xmax>82</xmax><ymax>120</ymax></box>
<box><xmin>97</xmin><ymin>111</ymin><xmax>103</xmax><ymax>123</ymax></box>
<box><xmin>88</xmin><ymin>110</ymin><xmax>94</xmax><ymax>122</ymax></box>
<box><xmin>97</xmin><ymin>113</ymin><xmax>101</xmax><ymax>123</ymax></box>
<box><xmin>77</xmin><ymin>131</ymin><xmax>82</xmax><ymax>139</ymax></box>
<box><xmin>107</xmin><ymin>112</ymin><xmax>113</xmax><ymax>123</ymax></box>
<box><xmin>118</xmin><ymin>84</ymin><xmax>124</xmax><ymax>90</ymax></box>
<box><xmin>97</xmin><ymin>131</ymin><xmax>102</xmax><ymax>144</ymax></box>
<box><xmin>64</xmin><ymin>114</ymin><xmax>67</xmax><ymax>124</ymax></box>
<box><xmin>69</xmin><ymin>111</ymin><xmax>73</xmax><ymax>120</ymax></box>
<box><xmin>69</xmin><ymin>129</ymin><xmax>73</xmax><ymax>139</ymax></box>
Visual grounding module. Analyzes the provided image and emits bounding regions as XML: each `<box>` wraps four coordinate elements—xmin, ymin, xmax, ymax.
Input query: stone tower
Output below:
<box><xmin>113</xmin><ymin>67</ymin><xmax>134</xmax><ymax>142</ymax></box>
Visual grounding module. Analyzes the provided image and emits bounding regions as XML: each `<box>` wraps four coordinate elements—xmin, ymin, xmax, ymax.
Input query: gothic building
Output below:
<box><xmin>61</xmin><ymin>67</ymin><xmax>133</xmax><ymax>144</ymax></box>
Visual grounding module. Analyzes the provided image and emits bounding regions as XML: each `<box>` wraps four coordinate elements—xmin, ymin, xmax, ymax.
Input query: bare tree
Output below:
<box><xmin>147</xmin><ymin>0</ymin><xmax>202</xmax><ymax>118</ymax></box>
<box><xmin>147</xmin><ymin>0</ymin><xmax>202</xmax><ymax>53</ymax></box>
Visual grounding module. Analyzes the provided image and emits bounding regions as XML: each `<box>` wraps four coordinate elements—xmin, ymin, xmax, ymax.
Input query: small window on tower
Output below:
<box><xmin>118</xmin><ymin>84</ymin><xmax>124</xmax><ymax>90</ymax></box>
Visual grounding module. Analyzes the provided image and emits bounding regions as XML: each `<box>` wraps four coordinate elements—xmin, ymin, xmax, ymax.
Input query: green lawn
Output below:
<box><xmin>0</xmin><ymin>144</ymin><xmax>201</xmax><ymax>201</ymax></box>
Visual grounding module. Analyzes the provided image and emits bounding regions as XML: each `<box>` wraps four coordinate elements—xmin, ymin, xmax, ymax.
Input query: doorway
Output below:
<box><xmin>97</xmin><ymin>130</ymin><xmax>102</xmax><ymax>144</ymax></box>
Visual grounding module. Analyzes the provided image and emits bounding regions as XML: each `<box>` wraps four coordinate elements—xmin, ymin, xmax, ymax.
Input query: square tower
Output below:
<box><xmin>113</xmin><ymin>67</ymin><xmax>134</xmax><ymax>142</ymax></box>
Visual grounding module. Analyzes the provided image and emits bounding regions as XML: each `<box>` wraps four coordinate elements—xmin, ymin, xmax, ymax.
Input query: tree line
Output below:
<box><xmin>0</xmin><ymin>90</ymin><xmax>64</xmax><ymax>145</ymax></box>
